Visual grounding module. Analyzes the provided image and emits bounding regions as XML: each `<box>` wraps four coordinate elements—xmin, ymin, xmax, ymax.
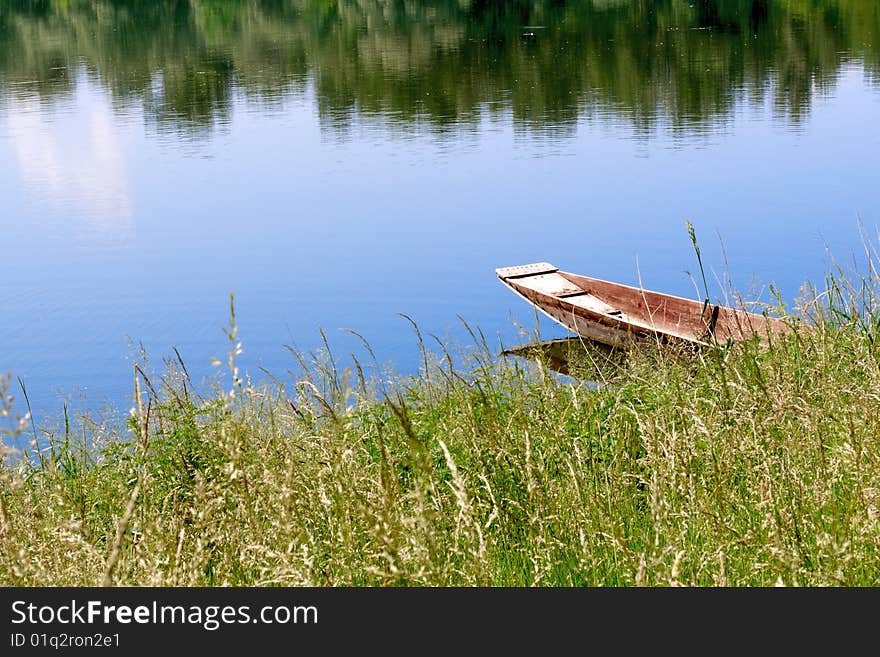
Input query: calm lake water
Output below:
<box><xmin>1</xmin><ymin>0</ymin><xmax>879</xmax><ymax>417</ymax></box>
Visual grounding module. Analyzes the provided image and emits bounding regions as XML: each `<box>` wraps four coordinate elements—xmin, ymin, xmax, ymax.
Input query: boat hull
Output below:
<box><xmin>496</xmin><ymin>262</ymin><xmax>789</xmax><ymax>348</ymax></box>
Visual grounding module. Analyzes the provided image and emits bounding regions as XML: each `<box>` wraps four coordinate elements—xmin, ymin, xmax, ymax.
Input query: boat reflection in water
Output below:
<box><xmin>501</xmin><ymin>336</ymin><xmax>627</xmax><ymax>381</ymax></box>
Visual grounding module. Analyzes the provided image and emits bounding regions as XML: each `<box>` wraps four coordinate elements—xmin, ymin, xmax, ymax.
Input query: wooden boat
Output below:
<box><xmin>496</xmin><ymin>262</ymin><xmax>791</xmax><ymax>348</ymax></box>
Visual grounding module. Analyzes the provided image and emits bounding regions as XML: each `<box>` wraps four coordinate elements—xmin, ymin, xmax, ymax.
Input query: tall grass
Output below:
<box><xmin>2</xmin><ymin>256</ymin><xmax>880</xmax><ymax>586</ymax></box>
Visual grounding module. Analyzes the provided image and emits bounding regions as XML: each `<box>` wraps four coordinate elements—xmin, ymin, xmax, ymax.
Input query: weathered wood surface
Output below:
<box><xmin>497</xmin><ymin>262</ymin><xmax>791</xmax><ymax>348</ymax></box>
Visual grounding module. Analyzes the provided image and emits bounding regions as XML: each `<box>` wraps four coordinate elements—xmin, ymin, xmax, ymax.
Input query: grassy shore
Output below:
<box><xmin>2</xmin><ymin>267</ymin><xmax>880</xmax><ymax>587</ymax></box>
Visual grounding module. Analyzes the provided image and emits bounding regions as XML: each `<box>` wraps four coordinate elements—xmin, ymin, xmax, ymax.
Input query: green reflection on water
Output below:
<box><xmin>1</xmin><ymin>0</ymin><xmax>877</xmax><ymax>135</ymax></box>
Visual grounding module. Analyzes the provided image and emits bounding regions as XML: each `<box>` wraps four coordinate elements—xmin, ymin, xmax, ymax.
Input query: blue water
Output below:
<box><xmin>1</xmin><ymin>3</ymin><xmax>879</xmax><ymax>420</ymax></box>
